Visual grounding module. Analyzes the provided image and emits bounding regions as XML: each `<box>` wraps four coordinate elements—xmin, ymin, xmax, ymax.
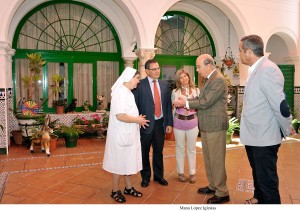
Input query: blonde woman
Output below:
<box><xmin>171</xmin><ymin>70</ymin><xmax>199</xmax><ymax>183</ymax></box>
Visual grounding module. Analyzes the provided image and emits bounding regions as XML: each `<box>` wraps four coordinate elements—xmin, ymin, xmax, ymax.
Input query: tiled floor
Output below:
<box><xmin>1</xmin><ymin>134</ymin><xmax>300</xmax><ymax>205</ymax></box>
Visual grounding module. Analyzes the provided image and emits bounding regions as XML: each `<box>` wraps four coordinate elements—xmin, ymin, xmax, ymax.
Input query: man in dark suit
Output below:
<box><xmin>174</xmin><ymin>54</ymin><xmax>230</xmax><ymax>204</ymax></box>
<box><xmin>132</xmin><ymin>59</ymin><xmax>173</xmax><ymax>187</ymax></box>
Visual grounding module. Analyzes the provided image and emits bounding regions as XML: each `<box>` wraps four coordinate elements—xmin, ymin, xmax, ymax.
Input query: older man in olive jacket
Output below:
<box><xmin>174</xmin><ymin>54</ymin><xmax>229</xmax><ymax>204</ymax></box>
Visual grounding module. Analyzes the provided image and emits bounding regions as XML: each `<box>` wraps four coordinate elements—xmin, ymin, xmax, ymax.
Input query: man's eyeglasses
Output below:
<box><xmin>148</xmin><ymin>67</ymin><xmax>160</xmax><ymax>71</ymax></box>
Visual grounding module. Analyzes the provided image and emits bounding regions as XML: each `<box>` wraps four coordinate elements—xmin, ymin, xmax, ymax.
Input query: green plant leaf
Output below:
<box><xmin>227</xmin><ymin>117</ymin><xmax>240</xmax><ymax>134</ymax></box>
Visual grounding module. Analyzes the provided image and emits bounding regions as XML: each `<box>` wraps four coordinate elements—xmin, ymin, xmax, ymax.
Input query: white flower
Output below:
<box><xmin>227</xmin><ymin>94</ymin><xmax>232</xmax><ymax>104</ymax></box>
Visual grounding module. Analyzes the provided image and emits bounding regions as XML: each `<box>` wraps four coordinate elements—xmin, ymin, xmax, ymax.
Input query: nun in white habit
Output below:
<box><xmin>102</xmin><ymin>67</ymin><xmax>149</xmax><ymax>203</ymax></box>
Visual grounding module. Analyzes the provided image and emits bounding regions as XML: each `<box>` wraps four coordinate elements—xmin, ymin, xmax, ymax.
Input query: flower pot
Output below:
<box><xmin>11</xmin><ymin>130</ymin><xmax>23</xmax><ymax>145</ymax></box>
<box><xmin>50</xmin><ymin>135</ymin><xmax>58</xmax><ymax>150</ymax></box>
<box><xmin>292</xmin><ymin>122</ymin><xmax>300</xmax><ymax>134</ymax></box>
<box><xmin>64</xmin><ymin>135</ymin><xmax>78</xmax><ymax>148</ymax></box>
<box><xmin>226</xmin><ymin>133</ymin><xmax>233</xmax><ymax>144</ymax></box>
<box><xmin>15</xmin><ymin>112</ymin><xmax>46</xmax><ymax>147</ymax></box>
<box><xmin>56</xmin><ymin>106</ymin><xmax>64</xmax><ymax>114</ymax></box>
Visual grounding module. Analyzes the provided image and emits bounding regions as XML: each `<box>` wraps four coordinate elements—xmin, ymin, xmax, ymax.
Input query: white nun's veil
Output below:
<box><xmin>111</xmin><ymin>67</ymin><xmax>137</xmax><ymax>97</ymax></box>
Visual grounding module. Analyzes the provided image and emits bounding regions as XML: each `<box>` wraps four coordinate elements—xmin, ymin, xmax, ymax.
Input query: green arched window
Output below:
<box><xmin>13</xmin><ymin>1</ymin><xmax>121</xmax><ymax>113</ymax></box>
<box><xmin>154</xmin><ymin>12</ymin><xmax>215</xmax><ymax>85</ymax></box>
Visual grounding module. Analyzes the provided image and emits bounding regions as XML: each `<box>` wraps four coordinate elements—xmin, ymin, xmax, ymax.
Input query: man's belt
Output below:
<box><xmin>176</xmin><ymin>114</ymin><xmax>195</xmax><ymax>120</ymax></box>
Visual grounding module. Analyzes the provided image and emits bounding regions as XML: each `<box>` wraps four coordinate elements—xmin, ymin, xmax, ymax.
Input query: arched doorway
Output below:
<box><xmin>12</xmin><ymin>1</ymin><xmax>122</xmax><ymax>113</ymax></box>
<box><xmin>266</xmin><ymin>34</ymin><xmax>295</xmax><ymax>111</ymax></box>
<box><xmin>154</xmin><ymin>11</ymin><xmax>215</xmax><ymax>87</ymax></box>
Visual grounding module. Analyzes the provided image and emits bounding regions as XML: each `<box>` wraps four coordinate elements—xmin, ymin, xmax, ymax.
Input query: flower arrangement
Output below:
<box><xmin>73</xmin><ymin>114</ymin><xmax>102</xmax><ymax>127</ymax></box>
<box><xmin>72</xmin><ymin>113</ymin><xmax>109</xmax><ymax>137</ymax></box>
<box><xmin>100</xmin><ymin>112</ymin><xmax>109</xmax><ymax>128</ymax></box>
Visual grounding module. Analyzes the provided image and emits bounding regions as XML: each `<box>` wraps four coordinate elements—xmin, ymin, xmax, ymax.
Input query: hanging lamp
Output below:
<box><xmin>222</xmin><ymin>18</ymin><xmax>235</xmax><ymax>68</ymax></box>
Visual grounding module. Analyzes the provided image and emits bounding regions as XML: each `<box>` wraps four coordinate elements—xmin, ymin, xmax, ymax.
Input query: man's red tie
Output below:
<box><xmin>153</xmin><ymin>80</ymin><xmax>162</xmax><ymax>118</ymax></box>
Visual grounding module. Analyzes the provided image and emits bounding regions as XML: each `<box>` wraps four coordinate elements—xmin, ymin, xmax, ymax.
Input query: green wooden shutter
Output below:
<box><xmin>278</xmin><ymin>64</ymin><xmax>294</xmax><ymax>110</ymax></box>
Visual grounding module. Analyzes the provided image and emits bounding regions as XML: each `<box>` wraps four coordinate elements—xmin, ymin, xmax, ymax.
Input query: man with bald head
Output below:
<box><xmin>174</xmin><ymin>54</ymin><xmax>229</xmax><ymax>204</ymax></box>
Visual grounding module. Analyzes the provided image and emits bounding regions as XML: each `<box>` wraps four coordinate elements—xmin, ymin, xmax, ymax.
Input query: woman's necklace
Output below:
<box><xmin>181</xmin><ymin>86</ymin><xmax>190</xmax><ymax>115</ymax></box>
<box><xmin>181</xmin><ymin>86</ymin><xmax>189</xmax><ymax>97</ymax></box>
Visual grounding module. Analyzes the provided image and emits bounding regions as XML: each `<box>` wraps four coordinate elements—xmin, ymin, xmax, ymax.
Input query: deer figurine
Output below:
<box><xmin>30</xmin><ymin>115</ymin><xmax>53</xmax><ymax>157</ymax></box>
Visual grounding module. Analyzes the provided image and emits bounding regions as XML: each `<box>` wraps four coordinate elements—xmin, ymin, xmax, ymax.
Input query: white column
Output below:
<box><xmin>135</xmin><ymin>48</ymin><xmax>156</xmax><ymax>79</ymax></box>
<box><xmin>0</xmin><ymin>41</ymin><xmax>15</xmax><ymax>154</ymax></box>
<box><xmin>123</xmin><ymin>57</ymin><xmax>136</xmax><ymax>68</ymax></box>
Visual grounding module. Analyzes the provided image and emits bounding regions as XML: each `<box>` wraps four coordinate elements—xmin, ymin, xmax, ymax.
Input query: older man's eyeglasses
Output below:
<box><xmin>148</xmin><ymin>67</ymin><xmax>160</xmax><ymax>71</ymax></box>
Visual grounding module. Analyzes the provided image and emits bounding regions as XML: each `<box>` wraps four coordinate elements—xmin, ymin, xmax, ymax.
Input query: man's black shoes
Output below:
<box><xmin>197</xmin><ymin>186</ymin><xmax>215</xmax><ymax>194</ymax></box>
<box><xmin>154</xmin><ymin>178</ymin><xmax>168</xmax><ymax>186</ymax></box>
<box><xmin>141</xmin><ymin>179</ymin><xmax>149</xmax><ymax>187</ymax></box>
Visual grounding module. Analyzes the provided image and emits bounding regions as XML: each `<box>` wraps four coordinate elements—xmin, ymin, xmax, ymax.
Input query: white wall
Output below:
<box><xmin>0</xmin><ymin>0</ymin><xmax>299</xmax><ymax>86</ymax></box>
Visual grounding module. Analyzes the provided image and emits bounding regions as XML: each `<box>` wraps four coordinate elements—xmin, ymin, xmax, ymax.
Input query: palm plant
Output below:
<box><xmin>50</xmin><ymin>74</ymin><xmax>64</xmax><ymax>107</ymax></box>
<box><xmin>22</xmin><ymin>53</ymin><xmax>46</xmax><ymax>101</ymax></box>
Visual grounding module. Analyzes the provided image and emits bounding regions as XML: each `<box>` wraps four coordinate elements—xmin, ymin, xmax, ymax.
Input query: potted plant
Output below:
<box><xmin>11</xmin><ymin>130</ymin><xmax>23</xmax><ymax>145</ymax></box>
<box><xmin>29</xmin><ymin>128</ymin><xmax>42</xmax><ymax>153</ymax></box>
<box><xmin>72</xmin><ymin>113</ymin><xmax>109</xmax><ymax>137</ymax></box>
<box><xmin>60</xmin><ymin>125</ymin><xmax>84</xmax><ymax>148</ymax></box>
<box><xmin>52</xmin><ymin>99</ymin><xmax>67</xmax><ymax>114</ymax></box>
<box><xmin>49</xmin><ymin>74</ymin><xmax>65</xmax><ymax>114</ymax></box>
<box><xmin>47</xmin><ymin>118</ymin><xmax>61</xmax><ymax>150</ymax></box>
<box><xmin>292</xmin><ymin>118</ymin><xmax>300</xmax><ymax>134</ymax></box>
<box><xmin>15</xmin><ymin>53</ymin><xmax>47</xmax><ymax>147</ymax></box>
<box><xmin>21</xmin><ymin>53</ymin><xmax>46</xmax><ymax>102</ymax></box>
<box><xmin>226</xmin><ymin>117</ymin><xmax>240</xmax><ymax>144</ymax></box>
<box><xmin>291</xmin><ymin>110</ymin><xmax>299</xmax><ymax>134</ymax></box>
<box><xmin>82</xmin><ymin>100</ymin><xmax>91</xmax><ymax>112</ymax></box>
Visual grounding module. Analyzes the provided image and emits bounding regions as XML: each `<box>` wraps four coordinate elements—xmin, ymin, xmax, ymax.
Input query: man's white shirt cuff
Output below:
<box><xmin>185</xmin><ymin>100</ymin><xmax>190</xmax><ymax>109</ymax></box>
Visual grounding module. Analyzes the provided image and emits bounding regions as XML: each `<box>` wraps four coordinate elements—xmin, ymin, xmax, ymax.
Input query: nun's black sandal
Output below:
<box><xmin>124</xmin><ymin>187</ymin><xmax>143</xmax><ymax>197</ymax></box>
<box><xmin>111</xmin><ymin>190</ymin><xmax>126</xmax><ymax>203</ymax></box>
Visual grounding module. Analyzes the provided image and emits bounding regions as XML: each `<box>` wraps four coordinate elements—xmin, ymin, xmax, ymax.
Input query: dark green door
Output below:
<box><xmin>278</xmin><ymin>64</ymin><xmax>294</xmax><ymax>110</ymax></box>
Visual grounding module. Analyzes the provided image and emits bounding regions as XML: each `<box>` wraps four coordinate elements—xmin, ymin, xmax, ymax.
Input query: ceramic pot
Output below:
<box><xmin>56</xmin><ymin>106</ymin><xmax>64</xmax><ymax>114</ymax></box>
<box><xmin>15</xmin><ymin>112</ymin><xmax>46</xmax><ymax>147</ymax></box>
<box><xmin>64</xmin><ymin>134</ymin><xmax>79</xmax><ymax>148</ymax></box>
<box><xmin>11</xmin><ymin>130</ymin><xmax>23</xmax><ymax>145</ymax></box>
<box><xmin>50</xmin><ymin>135</ymin><xmax>58</xmax><ymax>150</ymax></box>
